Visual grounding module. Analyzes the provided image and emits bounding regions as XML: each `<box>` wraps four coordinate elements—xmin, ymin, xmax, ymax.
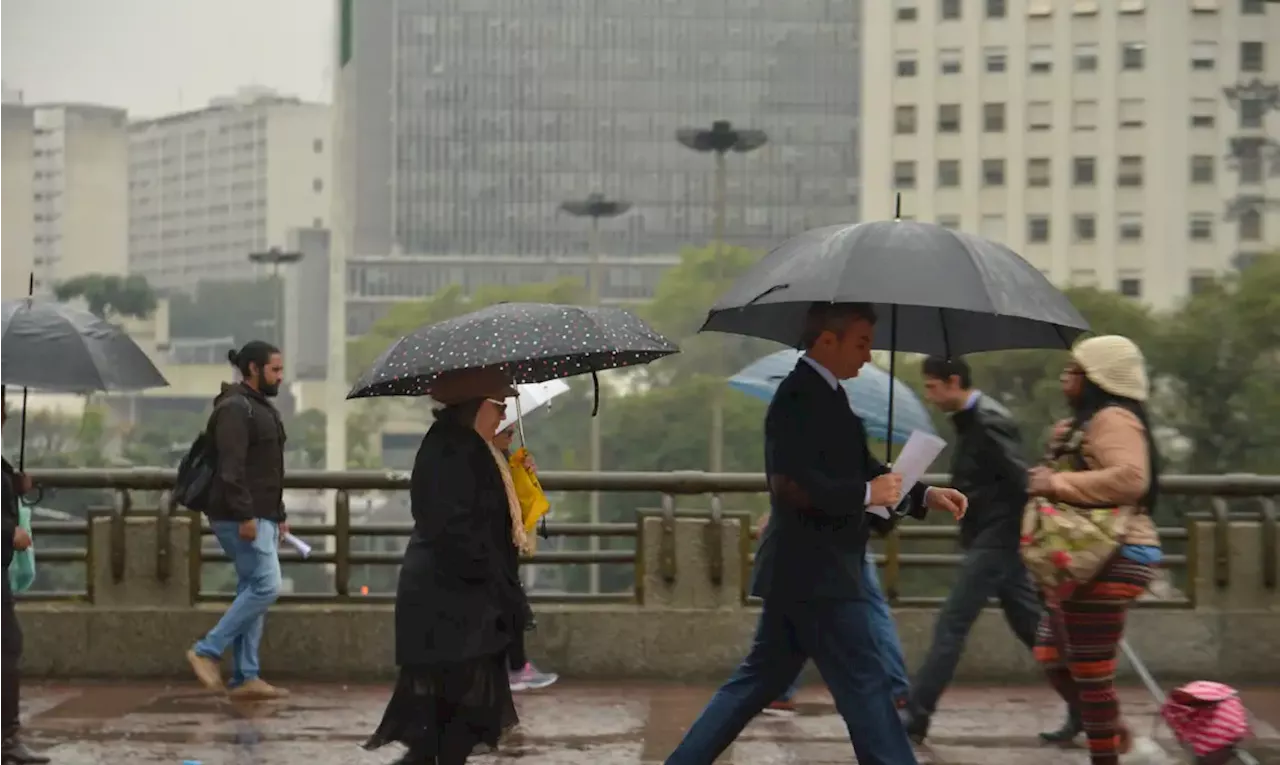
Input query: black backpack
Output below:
<box><xmin>174</xmin><ymin>396</ymin><xmax>253</xmax><ymax>512</ymax></box>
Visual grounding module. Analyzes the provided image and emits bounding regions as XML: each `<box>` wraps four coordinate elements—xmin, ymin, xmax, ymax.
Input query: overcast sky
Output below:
<box><xmin>2</xmin><ymin>0</ymin><xmax>333</xmax><ymax>118</ymax></box>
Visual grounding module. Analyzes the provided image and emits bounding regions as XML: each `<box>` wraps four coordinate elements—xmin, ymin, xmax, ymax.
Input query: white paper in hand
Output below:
<box><xmin>868</xmin><ymin>430</ymin><xmax>948</xmax><ymax>518</ymax></box>
<box><xmin>282</xmin><ymin>532</ymin><xmax>312</xmax><ymax>559</ymax></box>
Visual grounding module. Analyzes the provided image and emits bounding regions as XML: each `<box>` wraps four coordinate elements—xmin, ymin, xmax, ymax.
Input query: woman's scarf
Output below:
<box><xmin>486</xmin><ymin>441</ymin><xmax>530</xmax><ymax>554</ymax></box>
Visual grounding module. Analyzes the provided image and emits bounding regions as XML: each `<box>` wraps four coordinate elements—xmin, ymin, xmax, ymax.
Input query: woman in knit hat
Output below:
<box><xmin>1026</xmin><ymin>335</ymin><xmax>1163</xmax><ymax>765</ymax></box>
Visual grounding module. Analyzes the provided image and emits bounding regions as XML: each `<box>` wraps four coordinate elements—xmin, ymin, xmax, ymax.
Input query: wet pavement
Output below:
<box><xmin>18</xmin><ymin>681</ymin><xmax>1280</xmax><ymax>764</ymax></box>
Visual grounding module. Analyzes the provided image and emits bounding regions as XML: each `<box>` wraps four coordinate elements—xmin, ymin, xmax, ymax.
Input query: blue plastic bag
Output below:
<box><xmin>9</xmin><ymin>503</ymin><xmax>36</xmax><ymax>592</ymax></box>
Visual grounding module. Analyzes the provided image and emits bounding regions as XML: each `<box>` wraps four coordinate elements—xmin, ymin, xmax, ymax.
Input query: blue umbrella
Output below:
<box><xmin>729</xmin><ymin>350</ymin><xmax>936</xmax><ymax>445</ymax></box>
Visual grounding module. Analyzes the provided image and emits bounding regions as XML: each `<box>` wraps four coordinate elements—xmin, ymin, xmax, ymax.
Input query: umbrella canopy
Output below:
<box><xmin>497</xmin><ymin>379</ymin><xmax>572</xmax><ymax>434</ymax></box>
<box><xmin>1</xmin><ymin>299</ymin><xmax>169</xmax><ymax>393</ymax></box>
<box><xmin>700</xmin><ymin>220</ymin><xmax>1089</xmax><ymax>355</ymax></box>
<box><xmin>348</xmin><ymin>302</ymin><xmax>679</xmax><ymax>400</ymax></box>
<box><xmin>729</xmin><ymin>350</ymin><xmax>935</xmax><ymax>445</ymax></box>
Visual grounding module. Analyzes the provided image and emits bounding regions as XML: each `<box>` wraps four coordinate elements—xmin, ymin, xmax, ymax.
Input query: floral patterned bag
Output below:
<box><xmin>1019</xmin><ymin>422</ymin><xmax>1128</xmax><ymax>602</ymax></box>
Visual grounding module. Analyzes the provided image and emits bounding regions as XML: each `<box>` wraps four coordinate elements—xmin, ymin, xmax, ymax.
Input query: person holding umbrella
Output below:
<box><xmin>666</xmin><ymin>302</ymin><xmax>969</xmax><ymax>765</ymax></box>
<box><xmin>363</xmin><ymin>368</ymin><xmax>534</xmax><ymax>764</ymax></box>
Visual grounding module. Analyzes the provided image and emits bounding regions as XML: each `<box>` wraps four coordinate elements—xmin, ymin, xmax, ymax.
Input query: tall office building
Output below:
<box><xmin>336</xmin><ymin>0</ymin><xmax>862</xmax><ymax>335</ymax></box>
<box><xmin>862</xmin><ymin>0</ymin><xmax>1280</xmax><ymax>309</ymax></box>
<box><xmin>2</xmin><ymin>103</ymin><xmax>132</xmax><ymax>298</ymax></box>
<box><xmin>128</xmin><ymin>87</ymin><xmax>331</xmax><ymax>293</ymax></box>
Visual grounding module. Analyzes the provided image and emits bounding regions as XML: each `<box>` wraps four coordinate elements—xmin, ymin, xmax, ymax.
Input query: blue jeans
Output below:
<box><xmin>193</xmin><ymin>519</ymin><xmax>281</xmax><ymax>687</ymax></box>
<box><xmin>778</xmin><ymin>552</ymin><xmax>908</xmax><ymax>703</ymax></box>
<box><xmin>666</xmin><ymin>597</ymin><xmax>918</xmax><ymax>765</ymax></box>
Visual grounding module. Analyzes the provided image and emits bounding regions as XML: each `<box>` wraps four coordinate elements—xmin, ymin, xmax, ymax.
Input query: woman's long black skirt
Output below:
<box><xmin>363</xmin><ymin>652</ymin><xmax>518</xmax><ymax>764</ymax></box>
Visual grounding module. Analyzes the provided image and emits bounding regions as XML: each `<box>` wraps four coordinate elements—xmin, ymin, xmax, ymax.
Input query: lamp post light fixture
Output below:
<box><xmin>247</xmin><ymin>247</ymin><xmax>303</xmax><ymax>348</ymax></box>
<box><xmin>675</xmin><ymin>120</ymin><xmax>768</xmax><ymax>475</ymax></box>
<box><xmin>559</xmin><ymin>192</ymin><xmax>631</xmax><ymax>595</ymax></box>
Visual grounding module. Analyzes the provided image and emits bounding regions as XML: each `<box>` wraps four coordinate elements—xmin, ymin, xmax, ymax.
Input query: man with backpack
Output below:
<box><xmin>184</xmin><ymin>341</ymin><xmax>290</xmax><ymax>700</ymax></box>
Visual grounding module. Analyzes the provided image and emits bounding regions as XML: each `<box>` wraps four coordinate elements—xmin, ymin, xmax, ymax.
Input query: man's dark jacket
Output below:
<box><xmin>948</xmin><ymin>393</ymin><xmax>1028</xmax><ymax>549</ymax></box>
<box><xmin>206</xmin><ymin>383</ymin><xmax>287</xmax><ymax>523</ymax></box>
<box><xmin>750</xmin><ymin>361</ymin><xmax>928</xmax><ymax>602</ymax></box>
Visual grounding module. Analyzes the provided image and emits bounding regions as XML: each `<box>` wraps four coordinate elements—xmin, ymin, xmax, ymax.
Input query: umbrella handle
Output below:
<box><xmin>17</xmin><ymin>386</ymin><xmax>28</xmax><ymax>472</ymax></box>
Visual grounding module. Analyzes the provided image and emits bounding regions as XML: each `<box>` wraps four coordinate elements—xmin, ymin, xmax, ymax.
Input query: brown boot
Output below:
<box><xmin>185</xmin><ymin>649</ymin><xmax>224</xmax><ymax>691</ymax></box>
<box><xmin>227</xmin><ymin>679</ymin><xmax>289</xmax><ymax>701</ymax></box>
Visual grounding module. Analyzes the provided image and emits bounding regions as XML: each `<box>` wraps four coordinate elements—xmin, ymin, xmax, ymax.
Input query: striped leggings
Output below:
<box><xmin>1033</xmin><ymin>556</ymin><xmax>1154</xmax><ymax>765</ymax></box>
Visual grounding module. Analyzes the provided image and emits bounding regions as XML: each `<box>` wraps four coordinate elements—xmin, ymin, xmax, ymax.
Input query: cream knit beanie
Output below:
<box><xmin>1072</xmin><ymin>335</ymin><xmax>1149</xmax><ymax>402</ymax></box>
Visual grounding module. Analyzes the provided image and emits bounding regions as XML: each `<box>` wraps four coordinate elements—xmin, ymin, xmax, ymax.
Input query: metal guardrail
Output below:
<box><xmin>19</xmin><ymin>469</ymin><xmax>1280</xmax><ymax>608</ymax></box>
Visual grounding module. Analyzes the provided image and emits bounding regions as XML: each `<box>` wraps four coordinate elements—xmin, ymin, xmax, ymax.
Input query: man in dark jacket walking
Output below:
<box><xmin>901</xmin><ymin>357</ymin><xmax>1046</xmax><ymax>743</ymax></box>
<box><xmin>186</xmin><ymin>341</ymin><xmax>289</xmax><ymax>700</ymax></box>
<box><xmin>2</xmin><ymin>404</ymin><xmax>50</xmax><ymax>764</ymax></box>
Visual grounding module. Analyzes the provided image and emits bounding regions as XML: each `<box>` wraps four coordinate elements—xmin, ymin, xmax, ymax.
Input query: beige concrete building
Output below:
<box><xmin>2</xmin><ymin>102</ymin><xmax>130</xmax><ymax>298</ymax></box>
<box><xmin>128</xmin><ymin>87</ymin><xmax>332</xmax><ymax>293</ymax></box>
<box><xmin>862</xmin><ymin>0</ymin><xmax>1280</xmax><ymax>309</ymax></box>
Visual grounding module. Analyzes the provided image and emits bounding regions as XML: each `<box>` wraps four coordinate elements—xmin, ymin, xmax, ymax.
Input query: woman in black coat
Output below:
<box><xmin>364</xmin><ymin>371</ymin><xmax>529</xmax><ymax>765</ymax></box>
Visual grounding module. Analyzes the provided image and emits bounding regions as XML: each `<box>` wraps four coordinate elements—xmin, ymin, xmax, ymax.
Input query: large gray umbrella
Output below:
<box><xmin>1</xmin><ymin>299</ymin><xmax>169</xmax><ymax>393</ymax></box>
<box><xmin>700</xmin><ymin>220</ymin><xmax>1089</xmax><ymax>355</ymax></box>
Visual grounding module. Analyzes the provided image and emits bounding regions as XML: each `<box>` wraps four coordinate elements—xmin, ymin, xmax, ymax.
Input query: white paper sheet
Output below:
<box><xmin>867</xmin><ymin>430</ymin><xmax>948</xmax><ymax>519</ymax></box>
<box><xmin>282</xmin><ymin>532</ymin><xmax>312</xmax><ymax>559</ymax></box>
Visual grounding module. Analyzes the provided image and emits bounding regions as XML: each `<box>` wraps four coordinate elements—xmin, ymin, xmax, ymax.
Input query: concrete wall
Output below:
<box><xmin>16</xmin><ymin>514</ymin><xmax>1279</xmax><ymax>683</ymax></box>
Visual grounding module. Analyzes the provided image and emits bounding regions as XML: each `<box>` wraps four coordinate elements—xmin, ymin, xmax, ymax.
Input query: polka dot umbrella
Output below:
<box><xmin>346</xmin><ymin>302</ymin><xmax>680</xmax><ymax>410</ymax></box>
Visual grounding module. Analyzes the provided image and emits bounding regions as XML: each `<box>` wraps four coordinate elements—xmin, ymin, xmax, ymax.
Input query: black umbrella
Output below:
<box><xmin>700</xmin><ymin>219</ymin><xmax>1089</xmax><ymax>354</ymax></box>
<box><xmin>699</xmin><ymin>217</ymin><xmax>1089</xmax><ymax>472</ymax></box>
<box><xmin>1</xmin><ymin>299</ymin><xmax>170</xmax><ymax>393</ymax></box>
<box><xmin>347</xmin><ymin>303</ymin><xmax>679</xmax><ymax>411</ymax></box>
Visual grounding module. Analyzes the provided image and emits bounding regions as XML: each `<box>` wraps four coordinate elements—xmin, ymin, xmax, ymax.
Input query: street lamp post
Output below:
<box><xmin>560</xmin><ymin>192</ymin><xmax>631</xmax><ymax>595</ymax></box>
<box><xmin>675</xmin><ymin>120</ymin><xmax>767</xmax><ymax>474</ymax></box>
<box><xmin>247</xmin><ymin>247</ymin><xmax>303</xmax><ymax>348</ymax></box>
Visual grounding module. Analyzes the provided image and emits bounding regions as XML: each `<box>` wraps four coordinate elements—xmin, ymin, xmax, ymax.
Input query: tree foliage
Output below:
<box><xmin>168</xmin><ymin>278</ymin><xmax>280</xmax><ymax>346</ymax></box>
<box><xmin>54</xmin><ymin>274</ymin><xmax>157</xmax><ymax>320</ymax></box>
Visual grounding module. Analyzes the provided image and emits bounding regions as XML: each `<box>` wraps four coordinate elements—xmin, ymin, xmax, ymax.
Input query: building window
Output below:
<box><xmin>1242</xmin><ymin>0</ymin><xmax>1265</xmax><ymax>15</ymax></box>
<box><xmin>1118</xmin><ymin>99</ymin><xmax>1145</xmax><ymax>128</ymax></box>
<box><xmin>1190</xmin><ymin>99</ymin><xmax>1217</xmax><ymax>128</ymax></box>
<box><xmin>1118</xmin><ymin>213</ymin><xmax>1144</xmax><ymax>242</ymax></box>
<box><xmin>1118</xmin><ymin>277</ymin><xmax>1143</xmax><ymax>298</ymax></box>
<box><xmin>313</xmin><ymin>217</ymin><xmax>323</xmax><ymax>228</ymax></box>
<box><xmin>312</xmin><ymin>178</ymin><xmax>324</xmax><ymax>192</ymax></box>
<box><xmin>1027</xmin><ymin>101</ymin><xmax>1052</xmax><ymax>131</ymax></box>
<box><xmin>1241</xmin><ymin>41</ymin><xmax>1265</xmax><ymax>73</ymax></box>
<box><xmin>1117</xmin><ymin>156</ymin><xmax>1144</xmax><ymax>187</ymax></box>
<box><xmin>980</xmin><ymin>214</ymin><xmax>1006</xmax><ymax>241</ymax></box>
<box><xmin>1239</xmin><ymin>209</ymin><xmax>1263</xmax><ymax>241</ymax></box>
<box><xmin>1073</xmin><ymin>157</ymin><xmax>1096</xmax><ymax>186</ymax></box>
<box><xmin>1241</xmin><ymin>99</ymin><xmax>1265</xmax><ymax>129</ymax></box>
<box><xmin>312</xmin><ymin>138</ymin><xmax>324</xmax><ymax>153</ymax></box>
<box><xmin>937</xmin><ymin>215</ymin><xmax>961</xmax><ymax>229</ymax></box>
<box><xmin>1028</xmin><ymin>215</ymin><xmax>1051</xmax><ymax>243</ymax></box>
<box><xmin>894</xmin><ymin>161</ymin><xmax>917</xmax><ymax>189</ymax></box>
<box><xmin>986</xmin><ymin>0</ymin><xmax>1007</xmax><ymax>18</ymax></box>
<box><xmin>983</xmin><ymin>103</ymin><xmax>1006</xmax><ymax>133</ymax></box>
<box><xmin>939</xmin><ymin>48</ymin><xmax>963</xmax><ymax>75</ymax></box>
<box><xmin>1240</xmin><ymin>156</ymin><xmax>1264</xmax><ymax>184</ymax></box>
<box><xmin>1073</xmin><ymin>214</ymin><xmax>1097</xmax><ymax>242</ymax></box>
<box><xmin>895</xmin><ymin>105</ymin><xmax>918</xmax><ymax>135</ymax></box>
<box><xmin>938</xmin><ymin>104</ymin><xmax>961</xmax><ymax>133</ymax></box>
<box><xmin>1189</xmin><ymin>274</ymin><xmax>1215</xmax><ymax>294</ymax></box>
<box><xmin>1189</xmin><ymin>214</ymin><xmax>1214</xmax><ymax>241</ymax></box>
<box><xmin>1073</xmin><ymin>100</ymin><xmax>1098</xmax><ymax>131</ymax></box>
<box><xmin>940</xmin><ymin>0</ymin><xmax>961</xmax><ymax>20</ymax></box>
<box><xmin>1191</xmin><ymin>41</ymin><xmax>1217</xmax><ymax>70</ymax></box>
<box><xmin>896</xmin><ymin>50</ymin><xmax>918</xmax><ymax>77</ymax></box>
<box><xmin>1074</xmin><ymin>43</ymin><xmax>1099</xmax><ymax>72</ymax></box>
<box><xmin>983</xmin><ymin>158</ymin><xmax>1006</xmax><ymax>186</ymax></box>
<box><xmin>937</xmin><ymin>159</ymin><xmax>961</xmax><ymax>188</ymax></box>
<box><xmin>1190</xmin><ymin>155</ymin><xmax>1215</xmax><ymax>184</ymax></box>
<box><xmin>1028</xmin><ymin>158</ymin><xmax>1051</xmax><ymax>187</ymax></box>
<box><xmin>1121</xmin><ymin>42</ymin><xmax>1146</xmax><ymax>71</ymax></box>
<box><xmin>1029</xmin><ymin>45</ymin><xmax>1053</xmax><ymax>74</ymax></box>
<box><xmin>896</xmin><ymin>0</ymin><xmax>918</xmax><ymax>21</ymax></box>
<box><xmin>984</xmin><ymin>47</ymin><xmax>1007</xmax><ymax>73</ymax></box>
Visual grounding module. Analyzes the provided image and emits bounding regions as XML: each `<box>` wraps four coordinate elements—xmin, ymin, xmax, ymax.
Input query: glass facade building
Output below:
<box><xmin>340</xmin><ymin>0</ymin><xmax>860</xmax><ymax>329</ymax></box>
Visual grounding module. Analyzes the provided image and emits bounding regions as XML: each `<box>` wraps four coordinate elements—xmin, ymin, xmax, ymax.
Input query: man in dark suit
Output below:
<box><xmin>666</xmin><ymin>303</ymin><xmax>967</xmax><ymax>765</ymax></box>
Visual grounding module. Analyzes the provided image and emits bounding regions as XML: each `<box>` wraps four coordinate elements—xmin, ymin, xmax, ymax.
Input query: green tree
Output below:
<box><xmin>1151</xmin><ymin>255</ymin><xmax>1280</xmax><ymax>474</ymax></box>
<box><xmin>167</xmin><ymin>278</ymin><xmax>279</xmax><ymax>346</ymax></box>
<box><xmin>54</xmin><ymin>274</ymin><xmax>157</xmax><ymax>320</ymax></box>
